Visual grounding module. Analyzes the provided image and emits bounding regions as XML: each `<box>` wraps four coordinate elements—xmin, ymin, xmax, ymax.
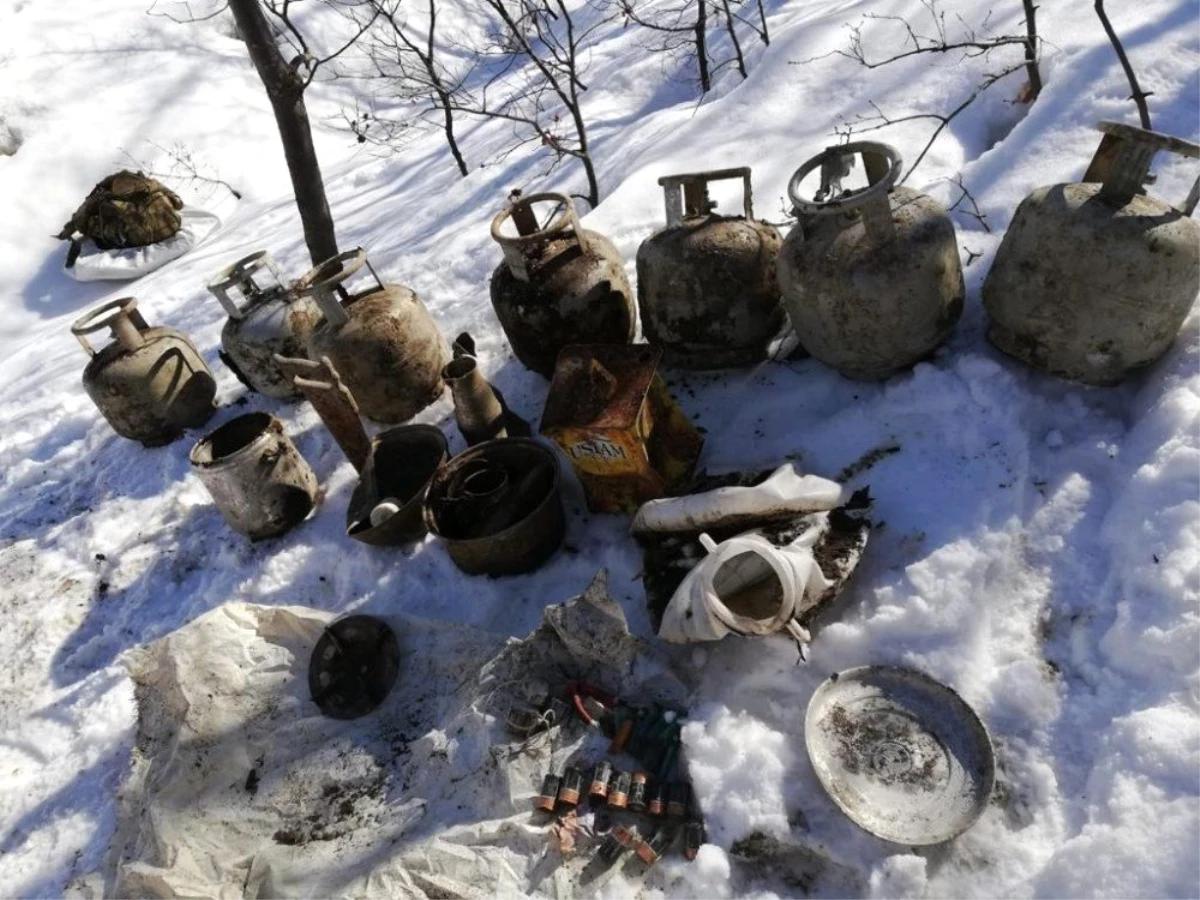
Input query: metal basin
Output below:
<box><xmin>346</xmin><ymin>425</ymin><xmax>448</xmax><ymax>546</ymax></box>
<box><xmin>805</xmin><ymin>665</ymin><xmax>995</xmax><ymax>845</ymax></box>
<box><xmin>424</xmin><ymin>438</ymin><xmax>564</xmax><ymax>576</ymax></box>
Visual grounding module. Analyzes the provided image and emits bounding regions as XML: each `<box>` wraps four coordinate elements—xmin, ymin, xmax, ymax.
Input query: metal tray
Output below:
<box><xmin>805</xmin><ymin>666</ymin><xmax>995</xmax><ymax>845</ymax></box>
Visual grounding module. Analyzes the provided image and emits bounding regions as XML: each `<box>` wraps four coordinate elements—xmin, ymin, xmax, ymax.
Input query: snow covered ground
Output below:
<box><xmin>0</xmin><ymin>0</ymin><xmax>1197</xmax><ymax>896</ymax></box>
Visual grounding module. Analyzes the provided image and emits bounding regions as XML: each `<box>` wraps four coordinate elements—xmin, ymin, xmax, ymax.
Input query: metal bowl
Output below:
<box><xmin>805</xmin><ymin>666</ymin><xmax>995</xmax><ymax>845</ymax></box>
<box><xmin>346</xmin><ymin>425</ymin><xmax>448</xmax><ymax>546</ymax></box>
<box><xmin>423</xmin><ymin>438</ymin><xmax>564</xmax><ymax>576</ymax></box>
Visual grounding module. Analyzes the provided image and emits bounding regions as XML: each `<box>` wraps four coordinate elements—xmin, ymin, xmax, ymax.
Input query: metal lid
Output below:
<box><xmin>308</xmin><ymin>615</ymin><xmax>400</xmax><ymax>720</ymax></box>
<box><xmin>805</xmin><ymin>665</ymin><xmax>995</xmax><ymax>845</ymax></box>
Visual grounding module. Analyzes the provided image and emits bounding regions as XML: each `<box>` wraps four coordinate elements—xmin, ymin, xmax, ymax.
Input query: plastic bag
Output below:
<box><xmin>658</xmin><ymin>518</ymin><xmax>832</xmax><ymax>648</ymax></box>
<box><xmin>631</xmin><ymin>463</ymin><xmax>843</xmax><ymax>534</ymax></box>
<box><xmin>63</xmin><ymin>207</ymin><xmax>221</xmax><ymax>282</ymax></box>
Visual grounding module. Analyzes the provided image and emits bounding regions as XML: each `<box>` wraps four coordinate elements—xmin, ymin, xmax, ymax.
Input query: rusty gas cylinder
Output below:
<box><xmin>778</xmin><ymin>142</ymin><xmax>965</xmax><ymax>380</ymax></box>
<box><xmin>207</xmin><ymin>251</ymin><xmax>321</xmax><ymax>399</ymax></box>
<box><xmin>73</xmin><ymin>297</ymin><xmax>216</xmax><ymax>446</ymax></box>
<box><xmin>489</xmin><ymin>192</ymin><xmax>635</xmax><ymax>377</ymax></box>
<box><xmin>535</xmin><ymin>774</ymin><xmax>561</xmax><ymax>813</ymax></box>
<box><xmin>189</xmin><ymin>412</ymin><xmax>319</xmax><ymax>540</ymax></box>
<box><xmin>984</xmin><ymin>122</ymin><xmax>1200</xmax><ymax>385</ymax></box>
<box><xmin>637</xmin><ymin>168</ymin><xmax>784</xmax><ymax>369</ymax></box>
<box><xmin>303</xmin><ymin>248</ymin><xmax>449</xmax><ymax>424</ymax></box>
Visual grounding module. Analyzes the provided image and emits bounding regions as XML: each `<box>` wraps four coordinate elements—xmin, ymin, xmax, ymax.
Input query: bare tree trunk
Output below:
<box><xmin>755</xmin><ymin>0</ymin><xmax>769</xmax><ymax>46</ymax></box>
<box><xmin>228</xmin><ymin>0</ymin><xmax>339</xmax><ymax>266</ymax></box>
<box><xmin>695</xmin><ymin>0</ymin><xmax>710</xmax><ymax>92</ymax></box>
<box><xmin>719</xmin><ymin>0</ymin><xmax>747</xmax><ymax>79</ymax></box>
<box><xmin>426</xmin><ymin>0</ymin><xmax>469</xmax><ymax>177</ymax></box>
<box><xmin>1094</xmin><ymin>0</ymin><xmax>1152</xmax><ymax>129</ymax></box>
<box><xmin>1021</xmin><ymin>0</ymin><xmax>1042</xmax><ymax>101</ymax></box>
<box><xmin>440</xmin><ymin>93</ymin><xmax>469</xmax><ymax>176</ymax></box>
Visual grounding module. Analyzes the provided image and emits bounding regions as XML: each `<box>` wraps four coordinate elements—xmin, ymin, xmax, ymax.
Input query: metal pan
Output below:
<box><xmin>805</xmin><ymin>665</ymin><xmax>995</xmax><ymax>845</ymax></box>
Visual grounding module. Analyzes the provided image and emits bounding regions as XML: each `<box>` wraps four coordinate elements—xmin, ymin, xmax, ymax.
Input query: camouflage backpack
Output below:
<box><xmin>57</xmin><ymin>171</ymin><xmax>184</xmax><ymax>255</ymax></box>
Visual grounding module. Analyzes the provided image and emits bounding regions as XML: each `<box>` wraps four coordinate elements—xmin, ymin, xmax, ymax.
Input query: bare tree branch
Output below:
<box><xmin>1094</xmin><ymin>0</ymin><xmax>1152</xmax><ymax>129</ymax></box>
<box><xmin>123</xmin><ymin>141</ymin><xmax>245</xmax><ymax>200</ymax></box>
<box><xmin>839</xmin><ymin>63</ymin><xmax>1025</xmax><ymax>182</ymax></box>
<box><xmin>945</xmin><ymin>173</ymin><xmax>990</xmax><ymax>231</ymax></box>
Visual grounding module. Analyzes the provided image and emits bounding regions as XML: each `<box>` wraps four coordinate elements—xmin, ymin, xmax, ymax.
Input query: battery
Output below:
<box><xmin>535</xmin><ymin>774</ymin><xmax>561</xmax><ymax>813</ymax></box>
<box><xmin>628</xmin><ymin>772</ymin><xmax>649</xmax><ymax>812</ymax></box>
<box><xmin>607</xmin><ymin>770</ymin><xmax>631</xmax><ymax>809</ymax></box>
<box><xmin>666</xmin><ymin>781</ymin><xmax>690</xmax><ymax>819</ymax></box>
<box><xmin>588</xmin><ymin>760</ymin><xmax>613</xmax><ymax>802</ymax></box>
<box><xmin>599</xmin><ymin>824</ymin><xmax>637</xmax><ymax>863</ymax></box>
<box><xmin>557</xmin><ymin>766</ymin><xmax>584</xmax><ymax>808</ymax></box>
<box><xmin>634</xmin><ymin>826</ymin><xmax>676</xmax><ymax>867</ymax></box>
<box><xmin>647</xmin><ymin>782</ymin><xmax>667</xmax><ymax>816</ymax></box>
<box><xmin>684</xmin><ymin>819</ymin><xmax>705</xmax><ymax>860</ymax></box>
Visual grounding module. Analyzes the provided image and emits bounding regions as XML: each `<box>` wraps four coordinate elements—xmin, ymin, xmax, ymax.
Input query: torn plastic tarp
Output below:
<box><xmin>64</xmin><ymin>207</ymin><xmax>221</xmax><ymax>282</ymax></box>
<box><xmin>103</xmin><ymin>572</ymin><xmax>689</xmax><ymax>899</ymax></box>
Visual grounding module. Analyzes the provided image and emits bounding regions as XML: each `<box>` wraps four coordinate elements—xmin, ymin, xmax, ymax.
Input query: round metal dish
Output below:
<box><xmin>805</xmin><ymin>666</ymin><xmax>995</xmax><ymax>845</ymax></box>
<box><xmin>308</xmin><ymin>615</ymin><xmax>400</xmax><ymax>720</ymax></box>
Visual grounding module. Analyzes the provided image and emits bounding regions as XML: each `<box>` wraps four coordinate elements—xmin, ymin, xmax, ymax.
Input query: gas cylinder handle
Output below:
<box><xmin>657</xmin><ymin>167</ymin><xmax>754</xmax><ymax>227</ymax></box>
<box><xmin>296</xmin><ymin>248</ymin><xmax>382</xmax><ymax>327</ymax></box>
<box><xmin>1085</xmin><ymin>121</ymin><xmax>1200</xmax><ymax>213</ymax></box>
<box><xmin>490</xmin><ymin>192</ymin><xmax>589</xmax><ymax>283</ymax></box>
<box><xmin>787</xmin><ymin>142</ymin><xmax>902</xmax><ymax>247</ymax></box>
<box><xmin>71</xmin><ymin>297</ymin><xmax>149</xmax><ymax>356</ymax></box>
<box><xmin>206</xmin><ymin>250</ymin><xmax>291</xmax><ymax>320</ymax></box>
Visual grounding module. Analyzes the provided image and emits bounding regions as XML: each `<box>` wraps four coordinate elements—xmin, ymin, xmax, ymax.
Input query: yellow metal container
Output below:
<box><xmin>540</xmin><ymin>344</ymin><xmax>703</xmax><ymax>514</ymax></box>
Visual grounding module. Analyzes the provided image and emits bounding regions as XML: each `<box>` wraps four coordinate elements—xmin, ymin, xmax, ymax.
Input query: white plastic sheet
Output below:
<box><xmin>64</xmin><ymin>207</ymin><xmax>220</xmax><ymax>282</ymax></box>
<box><xmin>631</xmin><ymin>464</ymin><xmax>844</xmax><ymax>534</ymax></box>
<box><xmin>105</xmin><ymin>574</ymin><xmax>688</xmax><ymax>899</ymax></box>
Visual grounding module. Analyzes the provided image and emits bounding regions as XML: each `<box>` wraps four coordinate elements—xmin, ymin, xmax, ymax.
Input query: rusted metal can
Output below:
<box><xmin>424</xmin><ymin>438</ymin><xmax>565</xmax><ymax>576</ymax></box>
<box><xmin>535</xmin><ymin>774</ymin><xmax>561</xmax><ymax>813</ymax></box>
<box><xmin>637</xmin><ymin>168</ymin><xmax>784</xmax><ymax>369</ymax></box>
<box><xmin>557</xmin><ymin>766</ymin><xmax>584</xmax><ymax>808</ymax></box>
<box><xmin>589</xmin><ymin>761</ymin><xmax>613</xmax><ymax>803</ymax></box>
<box><xmin>490</xmin><ymin>192</ymin><xmax>635</xmax><ymax>377</ymax></box>
<box><xmin>628</xmin><ymin>772</ymin><xmax>649</xmax><ymax>812</ymax></box>
<box><xmin>73</xmin><ymin>297</ymin><xmax>216</xmax><ymax>447</ymax></box>
<box><xmin>540</xmin><ymin>344</ymin><xmax>703</xmax><ymax>514</ymax></box>
<box><xmin>189</xmin><ymin>412</ymin><xmax>318</xmax><ymax>540</ymax></box>
<box><xmin>607</xmin><ymin>770</ymin><xmax>631</xmax><ymax>809</ymax></box>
